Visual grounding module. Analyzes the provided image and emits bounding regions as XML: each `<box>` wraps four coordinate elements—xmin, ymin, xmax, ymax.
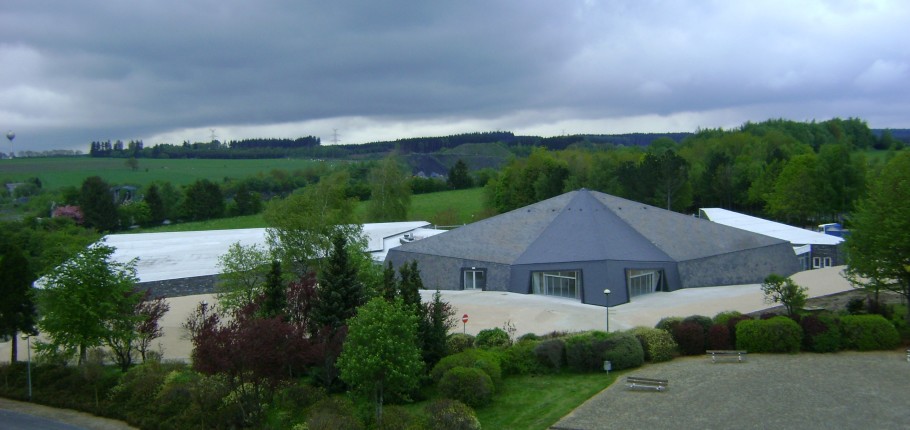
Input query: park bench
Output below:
<box><xmin>706</xmin><ymin>350</ymin><xmax>747</xmax><ymax>363</ymax></box>
<box><xmin>626</xmin><ymin>376</ymin><xmax>668</xmax><ymax>391</ymax></box>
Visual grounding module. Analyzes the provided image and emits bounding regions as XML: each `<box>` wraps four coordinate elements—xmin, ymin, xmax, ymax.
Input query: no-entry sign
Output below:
<box><xmin>462</xmin><ymin>314</ymin><xmax>469</xmax><ymax>323</ymax></box>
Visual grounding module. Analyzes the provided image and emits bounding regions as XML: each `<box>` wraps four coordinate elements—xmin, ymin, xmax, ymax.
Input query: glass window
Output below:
<box><xmin>627</xmin><ymin>269</ymin><xmax>662</xmax><ymax>298</ymax></box>
<box><xmin>531</xmin><ymin>271</ymin><xmax>580</xmax><ymax>299</ymax></box>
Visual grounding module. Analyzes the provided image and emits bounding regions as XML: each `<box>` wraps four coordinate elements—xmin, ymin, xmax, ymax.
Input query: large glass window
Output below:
<box><xmin>463</xmin><ymin>269</ymin><xmax>486</xmax><ymax>290</ymax></box>
<box><xmin>627</xmin><ymin>269</ymin><xmax>662</xmax><ymax>298</ymax></box>
<box><xmin>531</xmin><ymin>271</ymin><xmax>580</xmax><ymax>299</ymax></box>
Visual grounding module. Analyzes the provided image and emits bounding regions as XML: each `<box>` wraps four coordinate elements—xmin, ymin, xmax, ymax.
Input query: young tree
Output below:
<box><xmin>36</xmin><ymin>242</ymin><xmax>140</xmax><ymax>364</ymax></box>
<box><xmin>216</xmin><ymin>242</ymin><xmax>271</xmax><ymax>314</ymax></box>
<box><xmin>0</xmin><ymin>244</ymin><xmax>36</xmax><ymax>362</ymax></box>
<box><xmin>367</xmin><ymin>155</ymin><xmax>412</xmax><ymax>222</ymax></box>
<box><xmin>231</xmin><ymin>183</ymin><xmax>262</xmax><ymax>216</ymax></box>
<box><xmin>338</xmin><ymin>297</ymin><xmax>423</xmax><ymax>426</ymax></box>
<box><xmin>79</xmin><ymin>176</ymin><xmax>118</xmax><ymax>231</ymax></box>
<box><xmin>419</xmin><ymin>290</ymin><xmax>457</xmax><ymax>369</ymax></box>
<box><xmin>845</xmin><ymin>151</ymin><xmax>910</xmax><ymax>321</ymax></box>
<box><xmin>397</xmin><ymin>261</ymin><xmax>424</xmax><ymax>310</ymax></box>
<box><xmin>264</xmin><ymin>171</ymin><xmax>362</xmax><ymax>276</ymax></box>
<box><xmin>259</xmin><ymin>260</ymin><xmax>286</xmax><ymax>319</ymax></box>
<box><xmin>105</xmin><ymin>290</ymin><xmax>170</xmax><ymax>371</ymax></box>
<box><xmin>761</xmin><ymin>274</ymin><xmax>808</xmax><ymax>317</ymax></box>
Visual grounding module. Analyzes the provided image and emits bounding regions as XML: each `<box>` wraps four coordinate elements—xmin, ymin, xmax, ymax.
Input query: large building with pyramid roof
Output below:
<box><xmin>385</xmin><ymin>189</ymin><xmax>800</xmax><ymax>307</ymax></box>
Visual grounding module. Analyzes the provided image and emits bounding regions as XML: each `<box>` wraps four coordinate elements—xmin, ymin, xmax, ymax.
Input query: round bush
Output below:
<box><xmin>424</xmin><ymin>399</ymin><xmax>481</xmax><ymax>430</ymax></box>
<box><xmin>475</xmin><ymin>327</ymin><xmax>511</xmax><ymax>349</ymax></box>
<box><xmin>682</xmin><ymin>315</ymin><xmax>713</xmax><ymax>334</ymax></box>
<box><xmin>840</xmin><ymin>314</ymin><xmax>900</xmax><ymax>351</ymax></box>
<box><xmin>655</xmin><ymin>316</ymin><xmax>683</xmax><ymax>333</ymax></box>
<box><xmin>518</xmin><ymin>333</ymin><xmax>540</xmax><ymax>342</ymax></box>
<box><xmin>430</xmin><ymin>348</ymin><xmax>502</xmax><ymax>386</ymax></box>
<box><xmin>706</xmin><ymin>324</ymin><xmax>733</xmax><ymax>350</ymax></box>
<box><xmin>735</xmin><ymin>316</ymin><xmax>801</xmax><ymax>353</ymax></box>
<box><xmin>725</xmin><ymin>314</ymin><xmax>753</xmax><ymax>346</ymax></box>
<box><xmin>533</xmin><ymin>338</ymin><xmax>566</xmax><ymax>372</ymax></box>
<box><xmin>672</xmin><ymin>322</ymin><xmax>706</xmax><ymax>355</ymax></box>
<box><xmin>501</xmin><ymin>340</ymin><xmax>545</xmax><ymax>376</ymax></box>
<box><xmin>800</xmin><ymin>314</ymin><xmax>842</xmax><ymax>352</ymax></box>
<box><xmin>438</xmin><ymin>367</ymin><xmax>494</xmax><ymax>408</ymax></box>
<box><xmin>447</xmin><ymin>333</ymin><xmax>476</xmax><ymax>354</ymax></box>
<box><xmin>629</xmin><ymin>327</ymin><xmax>678</xmax><ymax>362</ymax></box>
<box><xmin>713</xmin><ymin>310</ymin><xmax>743</xmax><ymax>326</ymax></box>
<box><xmin>601</xmin><ymin>332</ymin><xmax>644</xmax><ymax>370</ymax></box>
<box><xmin>565</xmin><ymin>331</ymin><xmax>611</xmax><ymax>372</ymax></box>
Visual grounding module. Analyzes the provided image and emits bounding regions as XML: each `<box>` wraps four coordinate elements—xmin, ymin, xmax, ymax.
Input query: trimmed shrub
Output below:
<box><xmin>474</xmin><ymin>327</ymin><xmax>511</xmax><ymax>349</ymax></box>
<box><xmin>601</xmin><ymin>332</ymin><xmax>644</xmax><ymax>370</ymax></box>
<box><xmin>713</xmin><ymin>311</ymin><xmax>743</xmax><ymax>326</ymax></box>
<box><xmin>447</xmin><ymin>333</ymin><xmax>476</xmax><ymax>354</ymax></box>
<box><xmin>629</xmin><ymin>327</ymin><xmax>677</xmax><ymax>362</ymax></box>
<box><xmin>725</xmin><ymin>314</ymin><xmax>753</xmax><ymax>347</ymax></box>
<box><xmin>430</xmin><ymin>348</ymin><xmax>502</xmax><ymax>386</ymax></box>
<box><xmin>840</xmin><ymin>314</ymin><xmax>900</xmax><ymax>351</ymax></box>
<box><xmin>655</xmin><ymin>316</ymin><xmax>683</xmax><ymax>333</ymax></box>
<box><xmin>706</xmin><ymin>324</ymin><xmax>733</xmax><ymax>350</ymax></box>
<box><xmin>735</xmin><ymin>316</ymin><xmax>801</xmax><ymax>353</ymax></box>
<box><xmin>438</xmin><ymin>367</ymin><xmax>494</xmax><ymax>408</ymax></box>
<box><xmin>501</xmin><ymin>340</ymin><xmax>545</xmax><ymax>376</ymax></box>
<box><xmin>424</xmin><ymin>399</ymin><xmax>481</xmax><ymax>430</ymax></box>
<box><xmin>800</xmin><ymin>314</ymin><xmax>842</xmax><ymax>353</ymax></box>
<box><xmin>565</xmin><ymin>331</ymin><xmax>611</xmax><ymax>372</ymax></box>
<box><xmin>672</xmin><ymin>322</ymin><xmax>706</xmax><ymax>355</ymax></box>
<box><xmin>533</xmin><ymin>339</ymin><xmax>566</xmax><ymax>372</ymax></box>
<box><xmin>682</xmin><ymin>315</ymin><xmax>713</xmax><ymax>334</ymax></box>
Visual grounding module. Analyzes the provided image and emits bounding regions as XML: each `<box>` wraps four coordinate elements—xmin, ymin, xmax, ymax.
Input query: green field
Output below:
<box><xmin>0</xmin><ymin>157</ymin><xmax>333</xmax><ymax>189</ymax></box>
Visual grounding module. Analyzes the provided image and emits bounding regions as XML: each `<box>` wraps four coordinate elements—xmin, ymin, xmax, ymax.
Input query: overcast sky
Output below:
<box><xmin>1</xmin><ymin>1</ymin><xmax>908</xmax><ymax>153</ymax></box>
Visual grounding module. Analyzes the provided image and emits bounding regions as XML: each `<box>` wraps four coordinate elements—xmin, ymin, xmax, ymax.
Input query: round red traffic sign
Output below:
<box><xmin>462</xmin><ymin>314</ymin><xmax>469</xmax><ymax>323</ymax></box>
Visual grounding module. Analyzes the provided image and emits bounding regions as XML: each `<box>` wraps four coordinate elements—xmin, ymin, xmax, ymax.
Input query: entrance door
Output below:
<box><xmin>463</xmin><ymin>269</ymin><xmax>486</xmax><ymax>290</ymax></box>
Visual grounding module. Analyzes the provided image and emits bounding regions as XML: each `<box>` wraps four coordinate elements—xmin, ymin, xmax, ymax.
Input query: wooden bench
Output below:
<box><xmin>626</xmin><ymin>376</ymin><xmax>668</xmax><ymax>391</ymax></box>
<box><xmin>706</xmin><ymin>350</ymin><xmax>747</xmax><ymax>363</ymax></box>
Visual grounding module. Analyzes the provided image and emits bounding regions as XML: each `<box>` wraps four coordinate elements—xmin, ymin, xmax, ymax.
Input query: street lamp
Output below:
<box><xmin>603</xmin><ymin>289</ymin><xmax>611</xmax><ymax>332</ymax></box>
<box><xmin>20</xmin><ymin>332</ymin><xmax>32</xmax><ymax>401</ymax></box>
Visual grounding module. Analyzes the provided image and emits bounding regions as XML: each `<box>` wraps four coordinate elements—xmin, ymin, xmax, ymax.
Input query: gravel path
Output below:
<box><xmin>552</xmin><ymin>350</ymin><xmax>910</xmax><ymax>430</ymax></box>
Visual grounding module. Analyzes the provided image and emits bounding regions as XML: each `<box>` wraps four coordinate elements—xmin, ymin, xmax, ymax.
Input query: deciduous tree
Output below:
<box><xmin>79</xmin><ymin>176</ymin><xmax>118</xmax><ymax>231</ymax></box>
<box><xmin>367</xmin><ymin>155</ymin><xmax>411</xmax><ymax>222</ymax></box>
<box><xmin>36</xmin><ymin>242</ymin><xmax>140</xmax><ymax>364</ymax></box>
<box><xmin>216</xmin><ymin>242</ymin><xmax>271</xmax><ymax>314</ymax></box>
<box><xmin>338</xmin><ymin>297</ymin><xmax>423</xmax><ymax>426</ymax></box>
<box><xmin>845</xmin><ymin>151</ymin><xmax>910</xmax><ymax>321</ymax></box>
<box><xmin>181</xmin><ymin>179</ymin><xmax>225</xmax><ymax>221</ymax></box>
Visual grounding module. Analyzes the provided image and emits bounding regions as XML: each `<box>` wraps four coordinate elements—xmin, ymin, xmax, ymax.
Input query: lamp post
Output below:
<box><xmin>603</xmin><ymin>289</ymin><xmax>611</xmax><ymax>332</ymax></box>
<box><xmin>20</xmin><ymin>333</ymin><xmax>32</xmax><ymax>401</ymax></box>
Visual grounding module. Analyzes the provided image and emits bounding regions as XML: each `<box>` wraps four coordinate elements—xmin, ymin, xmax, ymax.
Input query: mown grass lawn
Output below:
<box><xmin>473</xmin><ymin>372</ymin><xmax>616</xmax><ymax>429</ymax></box>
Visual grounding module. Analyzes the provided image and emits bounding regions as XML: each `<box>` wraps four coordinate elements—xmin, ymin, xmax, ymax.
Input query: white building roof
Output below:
<box><xmin>700</xmin><ymin>208</ymin><xmax>843</xmax><ymax>246</ymax></box>
<box><xmin>103</xmin><ymin>222</ymin><xmax>441</xmax><ymax>283</ymax></box>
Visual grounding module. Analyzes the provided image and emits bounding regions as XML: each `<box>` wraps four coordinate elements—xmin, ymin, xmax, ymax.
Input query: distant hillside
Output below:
<box><xmin>871</xmin><ymin>129</ymin><xmax>910</xmax><ymax>143</ymax></box>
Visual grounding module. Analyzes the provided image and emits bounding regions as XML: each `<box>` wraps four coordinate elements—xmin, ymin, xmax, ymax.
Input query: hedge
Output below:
<box><xmin>500</xmin><ymin>340</ymin><xmax>546</xmax><ymax>376</ymax></box>
<box><xmin>672</xmin><ymin>322</ymin><xmax>706</xmax><ymax>355</ymax></box>
<box><xmin>565</xmin><ymin>331</ymin><xmax>611</xmax><ymax>372</ymax></box>
<box><xmin>840</xmin><ymin>314</ymin><xmax>900</xmax><ymax>351</ymax></box>
<box><xmin>447</xmin><ymin>333</ymin><xmax>476</xmax><ymax>354</ymax></box>
<box><xmin>533</xmin><ymin>339</ymin><xmax>566</xmax><ymax>372</ymax></box>
<box><xmin>735</xmin><ymin>316</ymin><xmax>801</xmax><ymax>353</ymax></box>
<box><xmin>800</xmin><ymin>314</ymin><xmax>842</xmax><ymax>353</ymax></box>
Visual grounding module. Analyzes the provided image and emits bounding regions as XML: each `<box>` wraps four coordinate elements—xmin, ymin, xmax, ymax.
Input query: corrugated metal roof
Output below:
<box><xmin>700</xmin><ymin>208</ymin><xmax>843</xmax><ymax>246</ymax></box>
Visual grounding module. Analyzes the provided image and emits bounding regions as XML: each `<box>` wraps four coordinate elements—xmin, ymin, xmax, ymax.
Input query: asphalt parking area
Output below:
<box><xmin>552</xmin><ymin>350</ymin><xmax>910</xmax><ymax>430</ymax></box>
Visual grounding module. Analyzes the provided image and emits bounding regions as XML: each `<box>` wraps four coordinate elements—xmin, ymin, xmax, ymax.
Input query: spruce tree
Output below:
<box><xmin>312</xmin><ymin>234</ymin><xmax>364</xmax><ymax>331</ymax></box>
<box><xmin>0</xmin><ymin>244</ymin><xmax>36</xmax><ymax>362</ymax></box>
<box><xmin>260</xmin><ymin>260</ymin><xmax>286</xmax><ymax>318</ymax></box>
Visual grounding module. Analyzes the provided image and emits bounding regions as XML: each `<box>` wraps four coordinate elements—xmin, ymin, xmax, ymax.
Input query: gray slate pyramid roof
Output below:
<box><xmin>395</xmin><ymin>189</ymin><xmax>789</xmax><ymax>265</ymax></box>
